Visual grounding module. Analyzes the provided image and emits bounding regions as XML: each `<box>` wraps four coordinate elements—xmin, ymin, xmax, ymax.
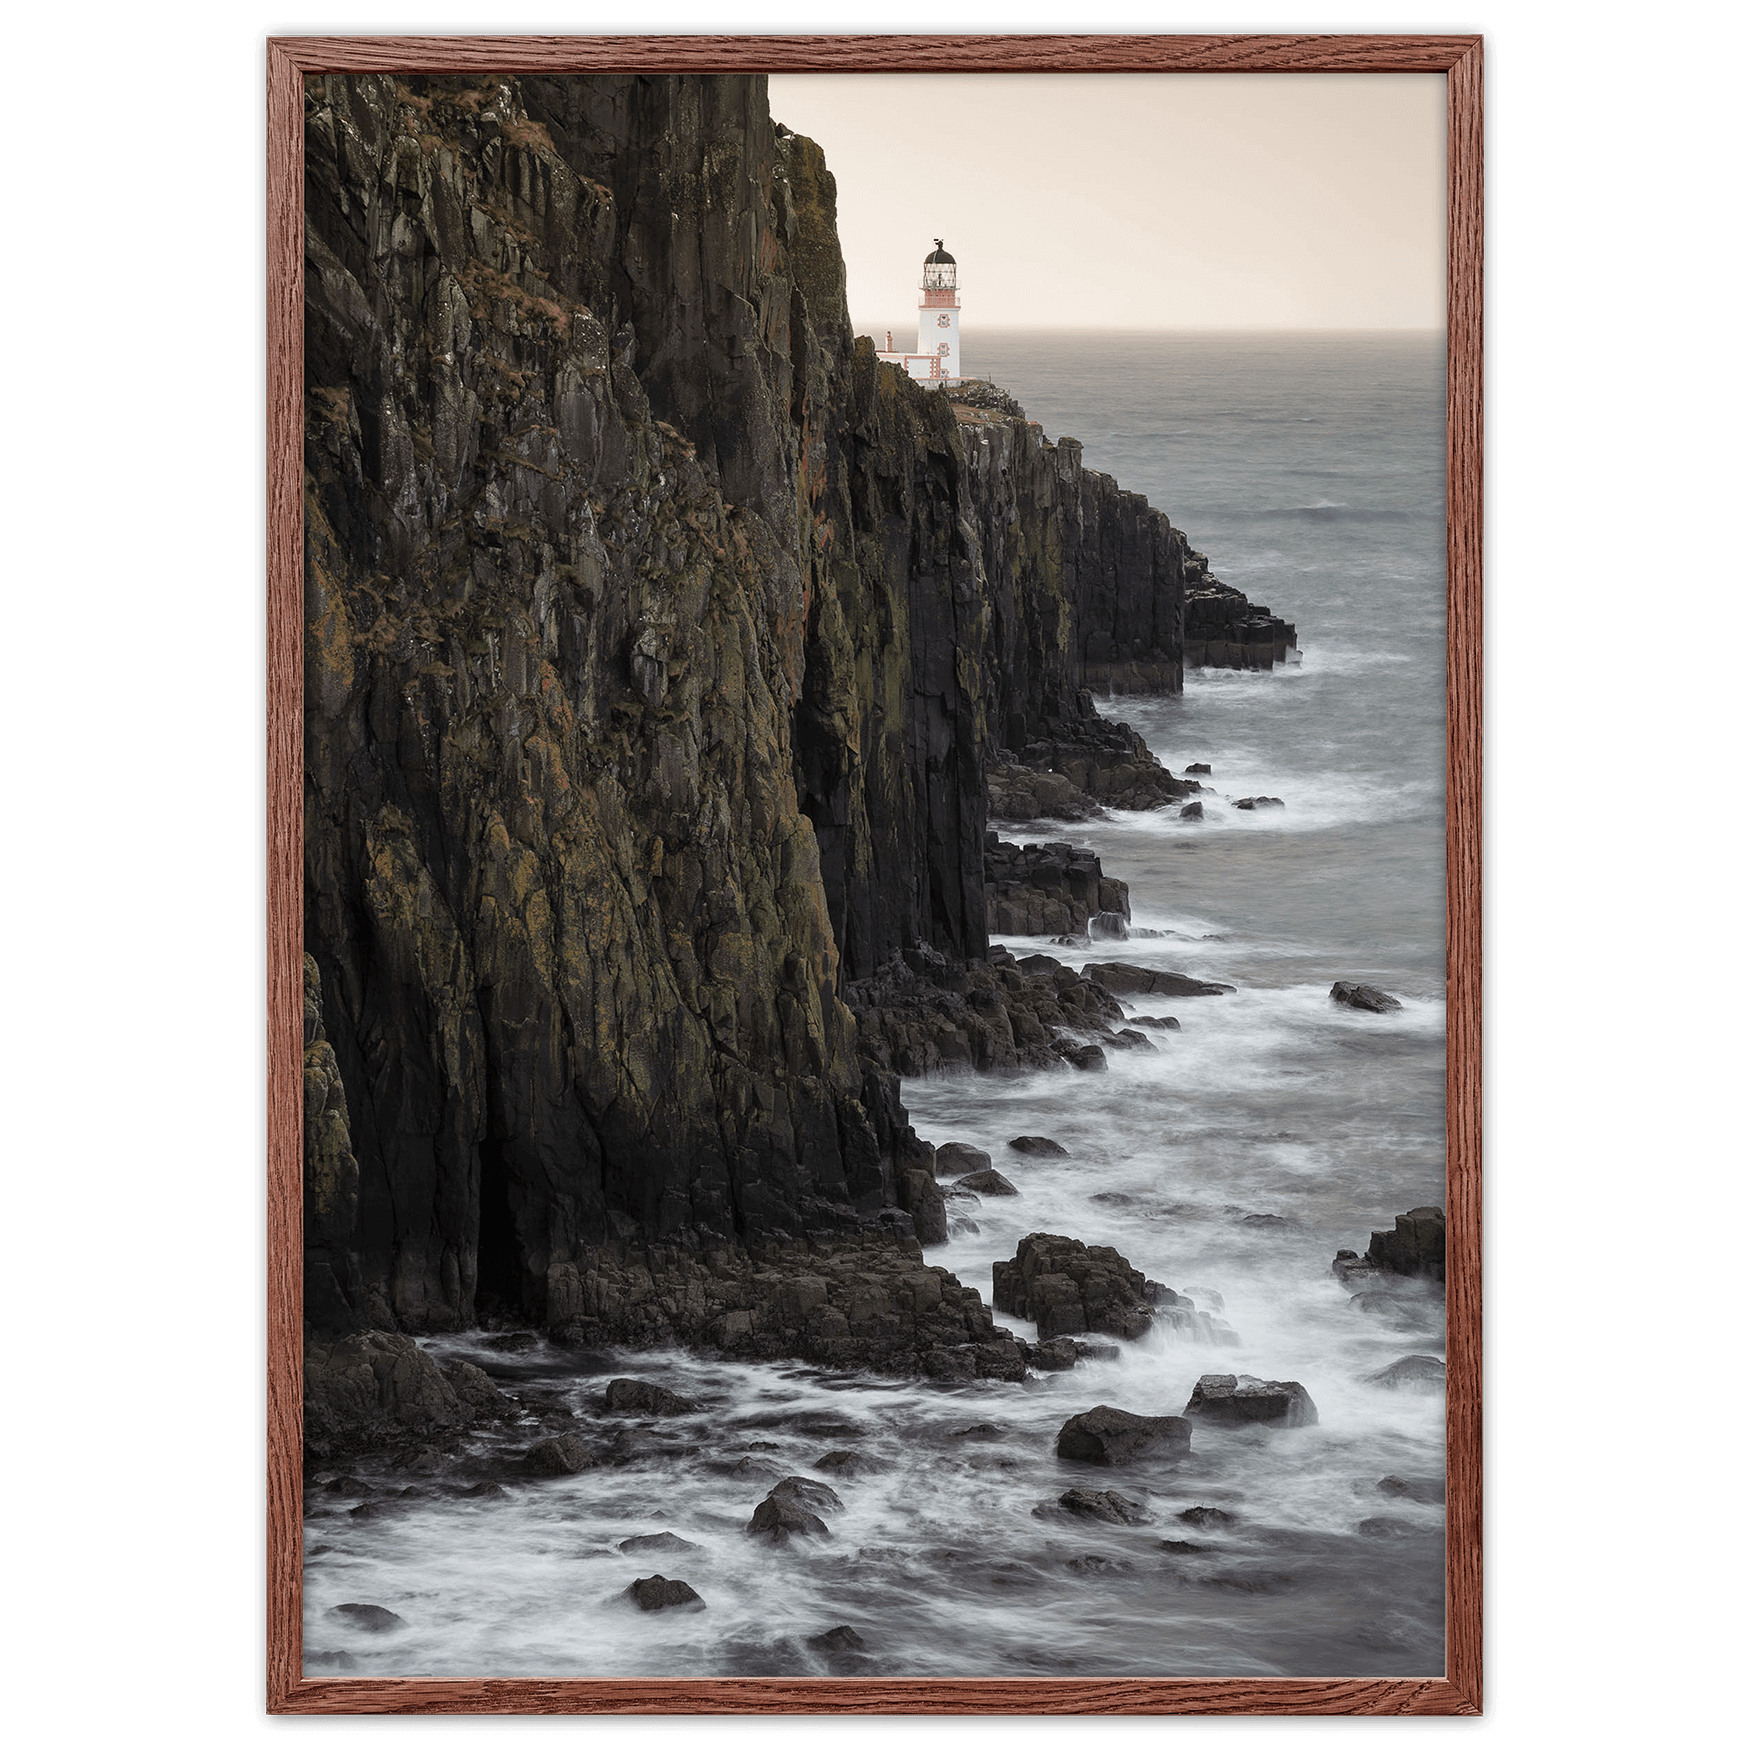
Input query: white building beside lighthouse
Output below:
<box><xmin>874</xmin><ymin>240</ymin><xmax>965</xmax><ymax>387</ymax></box>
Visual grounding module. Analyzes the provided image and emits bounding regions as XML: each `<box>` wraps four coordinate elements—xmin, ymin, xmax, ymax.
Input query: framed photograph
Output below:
<box><xmin>268</xmin><ymin>31</ymin><xmax>1480</xmax><ymax>1716</ymax></box>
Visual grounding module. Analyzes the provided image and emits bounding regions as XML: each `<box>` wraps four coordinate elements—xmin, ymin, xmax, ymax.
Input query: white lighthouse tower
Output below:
<box><xmin>875</xmin><ymin>239</ymin><xmax>964</xmax><ymax>387</ymax></box>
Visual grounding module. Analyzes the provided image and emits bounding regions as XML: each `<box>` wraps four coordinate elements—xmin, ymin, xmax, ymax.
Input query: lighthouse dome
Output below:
<box><xmin>924</xmin><ymin>240</ymin><xmax>956</xmax><ymax>265</ymax></box>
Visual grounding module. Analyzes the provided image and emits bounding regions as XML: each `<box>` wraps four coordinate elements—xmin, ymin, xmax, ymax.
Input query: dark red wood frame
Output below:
<box><xmin>267</xmin><ymin>32</ymin><xmax>1482</xmax><ymax>1716</ymax></box>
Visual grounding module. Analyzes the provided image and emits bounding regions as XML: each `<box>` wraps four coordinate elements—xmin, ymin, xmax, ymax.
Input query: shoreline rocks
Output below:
<box><xmin>992</xmin><ymin>1234</ymin><xmax>1156</xmax><ymax>1341</ymax></box>
<box><xmin>1083</xmin><ymin>962</ymin><xmax>1236</xmax><ymax>1000</ymax></box>
<box><xmin>1183</xmin><ymin>1373</ymin><xmax>1319</xmax><ymax>1429</ymax></box>
<box><xmin>1056</xmin><ymin>1405</ymin><xmax>1193</xmax><ymax>1465</ymax></box>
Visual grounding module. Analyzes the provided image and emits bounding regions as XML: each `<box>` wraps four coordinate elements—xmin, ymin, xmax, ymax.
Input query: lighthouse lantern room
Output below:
<box><xmin>874</xmin><ymin>240</ymin><xmax>965</xmax><ymax>387</ymax></box>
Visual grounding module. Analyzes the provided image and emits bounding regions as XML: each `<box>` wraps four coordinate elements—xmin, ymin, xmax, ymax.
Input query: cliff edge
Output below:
<box><xmin>301</xmin><ymin>72</ymin><xmax>1275</xmax><ymax>1369</ymax></box>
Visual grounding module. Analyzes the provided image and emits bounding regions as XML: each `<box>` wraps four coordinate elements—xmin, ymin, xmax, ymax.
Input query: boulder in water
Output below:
<box><xmin>1060</xmin><ymin>1042</ymin><xmax>1108</xmax><ymax>1072</ymax></box>
<box><xmin>1233</xmin><ymin>796</ymin><xmax>1284</xmax><ymax>810</ymax></box>
<box><xmin>746</xmin><ymin>1475</ymin><xmax>844</xmax><ymax>1545</ymax></box>
<box><xmin>812</xmin><ymin>1449</ymin><xmax>869</xmax><ymax>1477</ymax></box>
<box><xmin>619</xmin><ymin>1531</ymin><xmax>701</xmax><ymax>1556</ymax></box>
<box><xmin>1377</xmin><ymin>1474</ymin><xmax>1446</xmax><ymax>1505</ymax></box>
<box><xmin>934</xmin><ymin>1142</ymin><xmax>993</xmax><ymax>1178</ymax></box>
<box><xmin>1178</xmin><ymin>802</ymin><xmax>1204</xmax><ymax>821</ymax></box>
<box><xmin>1185</xmin><ymin>763</ymin><xmax>1212</xmax><ymax>776</ymax></box>
<box><xmin>625</xmin><ymin>1575</ymin><xmax>705</xmax><ymax>1611</ymax></box>
<box><xmin>1053</xmin><ymin>1488</ymin><xmax>1152</xmax><ymax>1525</ymax></box>
<box><xmin>326</xmin><ymin>1603</ymin><xmax>406</xmax><ymax>1633</ymax></box>
<box><xmin>1183</xmin><ymin>1373</ymin><xmax>1319</xmax><ymax>1429</ymax></box>
<box><xmin>1009</xmin><ymin>1135</ymin><xmax>1069</xmax><ymax>1157</ymax></box>
<box><xmin>1112</xmin><ymin>1028</ymin><xmax>1157</xmax><ymax>1051</ymax></box>
<box><xmin>1367</xmin><ymin>1354</ymin><xmax>1447</xmax><ymax>1393</ymax></box>
<box><xmin>603</xmin><ymin>1378</ymin><xmax>700</xmax><ymax>1417</ymax></box>
<box><xmin>1056</xmin><ymin>1405</ymin><xmax>1193</xmax><ymax>1465</ymax></box>
<box><xmin>1130</xmin><ymin>1015</ymin><xmax>1180</xmax><ymax>1031</ymax></box>
<box><xmin>1027</xmin><ymin>1337</ymin><xmax>1081</xmax><ymax>1371</ymax></box>
<box><xmin>1178</xmin><ymin>1505</ymin><xmax>1239</xmax><ymax>1529</ymax></box>
<box><xmin>1366</xmin><ymin>1207</ymin><xmax>1446</xmax><ymax>1281</ymax></box>
<box><xmin>955</xmin><ymin>1168</ymin><xmax>1018</xmax><ymax>1196</ymax></box>
<box><xmin>806</xmin><ymin>1625</ymin><xmax>867</xmax><ymax>1652</ymax></box>
<box><xmin>1330</xmin><ymin>980</ymin><xmax>1403</xmax><ymax>1013</ymax></box>
<box><xmin>523</xmin><ymin>1433</ymin><xmax>598</xmax><ymax>1477</ymax></box>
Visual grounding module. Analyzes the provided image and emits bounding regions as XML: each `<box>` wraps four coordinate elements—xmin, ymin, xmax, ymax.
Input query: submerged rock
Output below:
<box><xmin>1178</xmin><ymin>1506</ymin><xmax>1239</xmax><ymax>1529</ymax></box>
<box><xmin>1377</xmin><ymin>1474</ymin><xmax>1446</xmax><ymax>1505</ymax></box>
<box><xmin>1183</xmin><ymin>1373</ymin><xmax>1319</xmax><ymax>1429</ymax></box>
<box><xmin>806</xmin><ymin>1625</ymin><xmax>867</xmax><ymax>1652</ymax></box>
<box><xmin>1009</xmin><ymin>1135</ymin><xmax>1070</xmax><ymax>1157</ymax></box>
<box><xmin>1056</xmin><ymin>1406</ymin><xmax>1193</xmax><ymax>1465</ymax></box>
<box><xmin>1233</xmin><ymin>796</ymin><xmax>1285</xmax><ymax>811</ymax></box>
<box><xmin>1052</xmin><ymin>1488</ymin><xmax>1152</xmax><ymax>1525</ymax></box>
<box><xmin>1330</xmin><ymin>981</ymin><xmax>1403</xmax><ymax>1013</ymax></box>
<box><xmin>326</xmin><ymin>1603</ymin><xmax>406</xmax><ymax>1633</ymax></box>
<box><xmin>619</xmin><ymin>1532</ymin><xmax>701</xmax><ymax>1556</ymax></box>
<box><xmin>1185</xmin><ymin>763</ymin><xmax>1213</xmax><ymax>776</ymax></box>
<box><xmin>1368</xmin><ymin>1354</ymin><xmax>1447</xmax><ymax>1393</ymax></box>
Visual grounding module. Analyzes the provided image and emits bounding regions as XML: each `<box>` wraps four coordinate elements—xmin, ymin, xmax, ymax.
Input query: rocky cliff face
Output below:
<box><xmin>300</xmin><ymin>72</ymin><xmax>1251</xmax><ymax>1352</ymax></box>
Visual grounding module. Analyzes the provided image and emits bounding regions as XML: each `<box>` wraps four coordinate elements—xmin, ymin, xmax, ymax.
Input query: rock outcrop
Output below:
<box><xmin>993</xmin><ymin>1233</ymin><xmax>1156</xmax><ymax>1340</ymax></box>
<box><xmin>1331</xmin><ymin>981</ymin><xmax>1403</xmax><ymax>1013</ymax></box>
<box><xmin>299</xmin><ymin>72</ymin><xmax>1272</xmax><ymax>1376</ymax></box>
<box><xmin>1336</xmin><ymin>1207</ymin><xmax>1447</xmax><ymax>1285</ymax></box>
<box><xmin>1184</xmin><ymin>577</ymin><xmax>1298</xmax><ymax>671</ymax></box>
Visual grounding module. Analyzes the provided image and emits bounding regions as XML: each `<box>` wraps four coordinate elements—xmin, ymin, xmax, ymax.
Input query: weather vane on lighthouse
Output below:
<box><xmin>875</xmin><ymin>240</ymin><xmax>963</xmax><ymax>387</ymax></box>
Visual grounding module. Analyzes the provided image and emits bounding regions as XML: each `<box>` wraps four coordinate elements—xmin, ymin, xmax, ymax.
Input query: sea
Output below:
<box><xmin>303</xmin><ymin>331</ymin><xmax>1450</xmax><ymax>1680</ymax></box>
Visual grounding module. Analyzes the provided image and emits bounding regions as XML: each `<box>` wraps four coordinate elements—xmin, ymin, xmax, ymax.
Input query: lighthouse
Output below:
<box><xmin>874</xmin><ymin>239</ymin><xmax>964</xmax><ymax>387</ymax></box>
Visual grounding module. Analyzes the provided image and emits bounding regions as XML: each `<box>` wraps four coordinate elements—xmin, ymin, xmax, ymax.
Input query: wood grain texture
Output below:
<box><xmin>265</xmin><ymin>32</ymin><xmax>1482</xmax><ymax>1717</ymax></box>
<box><xmin>265</xmin><ymin>34</ymin><xmax>306</xmax><ymax>1712</ymax></box>
<box><xmin>270</xmin><ymin>34</ymin><xmax>1479</xmax><ymax>74</ymax></box>
<box><xmin>1441</xmin><ymin>38</ymin><xmax>1485</xmax><ymax>1721</ymax></box>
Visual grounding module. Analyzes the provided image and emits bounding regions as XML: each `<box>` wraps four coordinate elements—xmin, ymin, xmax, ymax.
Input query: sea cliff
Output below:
<box><xmin>301</xmin><ymin>72</ymin><xmax>1275</xmax><ymax>1377</ymax></box>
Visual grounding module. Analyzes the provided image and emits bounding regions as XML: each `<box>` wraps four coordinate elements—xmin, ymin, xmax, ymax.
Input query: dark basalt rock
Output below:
<box><xmin>619</xmin><ymin>1532</ymin><xmax>701</xmax><ymax>1556</ymax></box>
<box><xmin>1026</xmin><ymin>1337</ymin><xmax>1080</xmax><ymax>1371</ymax></box>
<box><xmin>1232</xmin><ymin>797</ymin><xmax>1284</xmax><ymax>811</ymax></box>
<box><xmin>1056</xmin><ymin>1406</ymin><xmax>1192</xmax><ymax>1466</ymax></box>
<box><xmin>747</xmin><ymin>1476</ymin><xmax>844</xmax><ymax>1545</ymax></box>
<box><xmin>603</xmin><ymin>1378</ymin><xmax>701</xmax><ymax>1418</ymax></box>
<box><xmin>1178</xmin><ymin>802</ymin><xmax>1204</xmax><ymax>821</ymax></box>
<box><xmin>1183</xmin><ymin>1373</ymin><xmax>1319</xmax><ymax>1429</ymax></box>
<box><xmin>1130</xmin><ymin>1015</ymin><xmax>1180</xmax><ymax>1031</ymax></box>
<box><xmin>626</xmin><ymin>1575</ymin><xmax>705</xmax><ymax>1611</ymax></box>
<box><xmin>304</xmin><ymin>1330</ymin><xmax>502</xmax><ymax>1465</ymax></box>
<box><xmin>299</xmin><ymin>72</ymin><xmax>1255</xmax><ymax>1382</ymax></box>
<box><xmin>1178</xmin><ymin>1506</ymin><xmax>1239</xmax><ymax>1529</ymax></box>
<box><xmin>993</xmin><ymin>1233</ymin><xmax>1157</xmax><ymax>1340</ymax></box>
<box><xmin>1356</xmin><ymin>1517</ymin><xmax>1417</xmax><ymax>1540</ymax></box>
<box><xmin>1051</xmin><ymin>1488</ymin><xmax>1152</xmax><ymax>1525</ymax></box>
<box><xmin>934</xmin><ymin>1143</ymin><xmax>993</xmax><ymax>1178</ymax></box>
<box><xmin>1112</xmin><ymin>1029</ymin><xmax>1156</xmax><ymax>1052</ymax></box>
<box><xmin>955</xmin><ymin>1169</ymin><xmax>1018</xmax><ymax>1196</ymax></box>
<box><xmin>1083</xmin><ymin>962</ymin><xmax>1236</xmax><ymax>999</ymax></box>
<box><xmin>1185</xmin><ymin>580</ymin><xmax>1298</xmax><ymax>672</ymax></box>
<box><xmin>524</xmin><ymin>1433</ymin><xmax>599</xmax><ymax>1477</ymax></box>
<box><xmin>1331</xmin><ymin>981</ymin><xmax>1403</xmax><ymax>1013</ymax></box>
<box><xmin>985</xmin><ymin>838</ymin><xmax>1131</xmax><ymax>939</ymax></box>
<box><xmin>326</xmin><ymin>1603</ymin><xmax>406</xmax><ymax>1633</ymax></box>
<box><xmin>1368</xmin><ymin>1354</ymin><xmax>1447</xmax><ymax>1393</ymax></box>
<box><xmin>1365</xmin><ymin>1207</ymin><xmax>1446</xmax><ymax>1282</ymax></box>
<box><xmin>1061</xmin><ymin>1043</ymin><xmax>1109</xmax><ymax>1073</ymax></box>
<box><xmin>812</xmin><ymin>1449</ymin><xmax>870</xmax><ymax>1477</ymax></box>
<box><xmin>1185</xmin><ymin>763</ymin><xmax>1212</xmax><ymax>776</ymax></box>
<box><xmin>806</xmin><ymin>1625</ymin><xmax>867</xmax><ymax>1652</ymax></box>
<box><xmin>1009</xmin><ymin>1136</ymin><xmax>1070</xmax><ymax>1158</ymax></box>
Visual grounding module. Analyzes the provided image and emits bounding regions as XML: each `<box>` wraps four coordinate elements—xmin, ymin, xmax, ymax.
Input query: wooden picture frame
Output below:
<box><xmin>268</xmin><ymin>31</ymin><xmax>1481</xmax><ymax>1716</ymax></box>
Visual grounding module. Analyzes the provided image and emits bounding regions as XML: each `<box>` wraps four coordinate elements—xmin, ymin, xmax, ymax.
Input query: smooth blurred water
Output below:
<box><xmin>304</xmin><ymin>332</ymin><xmax>1448</xmax><ymax>1681</ymax></box>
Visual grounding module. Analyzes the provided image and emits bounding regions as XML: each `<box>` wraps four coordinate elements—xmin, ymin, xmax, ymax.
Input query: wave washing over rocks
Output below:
<box><xmin>299</xmin><ymin>72</ymin><xmax>1447</xmax><ymax>1679</ymax></box>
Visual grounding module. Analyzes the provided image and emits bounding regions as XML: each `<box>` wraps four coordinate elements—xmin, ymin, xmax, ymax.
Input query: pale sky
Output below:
<box><xmin>767</xmin><ymin>74</ymin><xmax>1446</xmax><ymax>331</ymax></box>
